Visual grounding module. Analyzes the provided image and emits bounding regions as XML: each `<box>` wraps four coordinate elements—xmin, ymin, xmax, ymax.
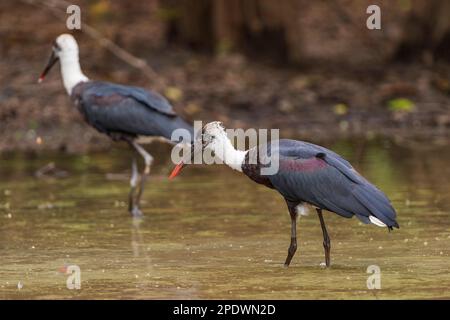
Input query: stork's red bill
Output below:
<box><xmin>169</xmin><ymin>138</ymin><xmax>204</xmax><ymax>179</ymax></box>
<box><xmin>169</xmin><ymin>162</ymin><xmax>186</xmax><ymax>179</ymax></box>
<box><xmin>38</xmin><ymin>47</ymin><xmax>59</xmax><ymax>83</ymax></box>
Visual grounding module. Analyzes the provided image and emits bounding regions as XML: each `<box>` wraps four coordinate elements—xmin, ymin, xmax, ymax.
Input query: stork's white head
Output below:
<box><xmin>201</xmin><ymin>121</ymin><xmax>228</xmax><ymax>150</ymax></box>
<box><xmin>54</xmin><ymin>34</ymin><xmax>80</xmax><ymax>60</ymax></box>
<box><xmin>169</xmin><ymin>121</ymin><xmax>246</xmax><ymax>178</ymax></box>
<box><xmin>201</xmin><ymin>121</ymin><xmax>246</xmax><ymax>170</ymax></box>
<box><xmin>39</xmin><ymin>34</ymin><xmax>88</xmax><ymax>95</ymax></box>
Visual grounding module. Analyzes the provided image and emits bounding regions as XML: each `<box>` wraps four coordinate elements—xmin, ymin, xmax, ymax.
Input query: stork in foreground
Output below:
<box><xmin>39</xmin><ymin>34</ymin><xmax>193</xmax><ymax>217</ymax></box>
<box><xmin>170</xmin><ymin>122</ymin><xmax>399</xmax><ymax>267</ymax></box>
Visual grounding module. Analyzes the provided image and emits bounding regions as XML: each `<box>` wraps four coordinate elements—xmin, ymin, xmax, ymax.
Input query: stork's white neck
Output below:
<box><xmin>212</xmin><ymin>134</ymin><xmax>247</xmax><ymax>172</ymax></box>
<box><xmin>59</xmin><ymin>53</ymin><xmax>88</xmax><ymax>95</ymax></box>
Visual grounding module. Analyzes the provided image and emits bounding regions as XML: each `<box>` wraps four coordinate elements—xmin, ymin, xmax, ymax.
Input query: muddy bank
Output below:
<box><xmin>1</xmin><ymin>51</ymin><xmax>449</xmax><ymax>153</ymax></box>
<box><xmin>1</xmin><ymin>1</ymin><xmax>449</xmax><ymax>153</ymax></box>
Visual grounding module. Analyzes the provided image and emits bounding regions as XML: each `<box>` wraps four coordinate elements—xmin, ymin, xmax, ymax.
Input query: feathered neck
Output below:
<box><xmin>59</xmin><ymin>52</ymin><xmax>88</xmax><ymax>95</ymax></box>
<box><xmin>212</xmin><ymin>133</ymin><xmax>247</xmax><ymax>172</ymax></box>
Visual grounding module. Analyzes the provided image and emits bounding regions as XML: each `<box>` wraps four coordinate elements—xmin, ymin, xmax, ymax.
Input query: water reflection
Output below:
<box><xmin>0</xmin><ymin>137</ymin><xmax>449</xmax><ymax>299</ymax></box>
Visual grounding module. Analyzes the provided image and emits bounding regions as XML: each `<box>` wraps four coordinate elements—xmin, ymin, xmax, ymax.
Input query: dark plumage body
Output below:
<box><xmin>170</xmin><ymin>122</ymin><xmax>398</xmax><ymax>267</ymax></box>
<box><xmin>242</xmin><ymin>139</ymin><xmax>398</xmax><ymax>228</ymax></box>
<box><xmin>242</xmin><ymin>139</ymin><xmax>398</xmax><ymax>267</ymax></box>
<box><xmin>39</xmin><ymin>34</ymin><xmax>194</xmax><ymax>217</ymax></box>
<box><xmin>71</xmin><ymin>81</ymin><xmax>193</xmax><ymax>142</ymax></box>
<box><xmin>70</xmin><ymin>80</ymin><xmax>193</xmax><ymax>216</ymax></box>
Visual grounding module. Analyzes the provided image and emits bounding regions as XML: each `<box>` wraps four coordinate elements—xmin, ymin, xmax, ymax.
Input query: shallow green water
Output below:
<box><xmin>0</xmin><ymin>138</ymin><xmax>449</xmax><ymax>299</ymax></box>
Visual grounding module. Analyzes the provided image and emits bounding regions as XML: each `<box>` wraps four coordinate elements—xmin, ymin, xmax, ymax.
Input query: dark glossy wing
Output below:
<box><xmin>85</xmin><ymin>81</ymin><xmax>176</xmax><ymax>116</ymax></box>
<box><xmin>265</xmin><ymin>139</ymin><xmax>398</xmax><ymax>228</ymax></box>
<box><xmin>74</xmin><ymin>81</ymin><xmax>193</xmax><ymax>141</ymax></box>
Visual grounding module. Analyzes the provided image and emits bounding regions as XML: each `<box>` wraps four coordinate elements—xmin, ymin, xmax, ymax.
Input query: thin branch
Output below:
<box><xmin>21</xmin><ymin>0</ymin><xmax>165</xmax><ymax>85</ymax></box>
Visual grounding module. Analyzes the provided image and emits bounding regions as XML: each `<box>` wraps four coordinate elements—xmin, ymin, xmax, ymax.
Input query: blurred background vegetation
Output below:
<box><xmin>0</xmin><ymin>0</ymin><xmax>449</xmax><ymax>152</ymax></box>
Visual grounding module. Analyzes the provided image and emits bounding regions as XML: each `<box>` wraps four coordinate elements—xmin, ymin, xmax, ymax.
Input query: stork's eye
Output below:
<box><xmin>202</xmin><ymin>133</ymin><xmax>214</xmax><ymax>146</ymax></box>
<box><xmin>52</xmin><ymin>41</ymin><xmax>62</xmax><ymax>52</ymax></box>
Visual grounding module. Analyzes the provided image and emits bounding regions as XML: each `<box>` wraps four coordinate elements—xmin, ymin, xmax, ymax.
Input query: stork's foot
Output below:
<box><xmin>284</xmin><ymin>200</ymin><xmax>299</xmax><ymax>268</ymax></box>
<box><xmin>127</xmin><ymin>140</ymin><xmax>153</xmax><ymax>219</ymax></box>
<box><xmin>284</xmin><ymin>237</ymin><xmax>297</xmax><ymax>268</ymax></box>
<box><xmin>316</xmin><ymin>208</ymin><xmax>331</xmax><ymax>268</ymax></box>
<box><xmin>323</xmin><ymin>240</ymin><xmax>331</xmax><ymax>268</ymax></box>
<box><xmin>130</xmin><ymin>206</ymin><xmax>143</xmax><ymax>218</ymax></box>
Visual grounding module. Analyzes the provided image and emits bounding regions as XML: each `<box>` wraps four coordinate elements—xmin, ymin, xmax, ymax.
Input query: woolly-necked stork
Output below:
<box><xmin>170</xmin><ymin>122</ymin><xmax>399</xmax><ymax>267</ymax></box>
<box><xmin>38</xmin><ymin>34</ymin><xmax>193</xmax><ymax>217</ymax></box>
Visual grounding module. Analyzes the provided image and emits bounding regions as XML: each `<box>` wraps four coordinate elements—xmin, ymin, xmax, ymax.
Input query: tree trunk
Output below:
<box><xmin>161</xmin><ymin>0</ymin><xmax>450</xmax><ymax>65</ymax></box>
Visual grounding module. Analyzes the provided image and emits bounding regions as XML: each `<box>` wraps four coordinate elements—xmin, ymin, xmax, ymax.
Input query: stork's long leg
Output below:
<box><xmin>128</xmin><ymin>158</ymin><xmax>139</xmax><ymax>213</ymax></box>
<box><xmin>284</xmin><ymin>201</ymin><xmax>299</xmax><ymax>267</ymax></box>
<box><xmin>128</xmin><ymin>140</ymin><xmax>154</xmax><ymax>217</ymax></box>
<box><xmin>316</xmin><ymin>208</ymin><xmax>331</xmax><ymax>267</ymax></box>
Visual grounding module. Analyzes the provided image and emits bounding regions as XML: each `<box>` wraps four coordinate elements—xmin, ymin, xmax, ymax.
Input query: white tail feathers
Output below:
<box><xmin>369</xmin><ymin>215</ymin><xmax>387</xmax><ymax>227</ymax></box>
<box><xmin>295</xmin><ymin>204</ymin><xmax>309</xmax><ymax>217</ymax></box>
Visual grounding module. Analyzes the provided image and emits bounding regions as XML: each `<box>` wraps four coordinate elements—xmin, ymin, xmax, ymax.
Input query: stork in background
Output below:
<box><xmin>170</xmin><ymin>122</ymin><xmax>399</xmax><ymax>267</ymax></box>
<box><xmin>39</xmin><ymin>34</ymin><xmax>193</xmax><ymax>217</ymax></box>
